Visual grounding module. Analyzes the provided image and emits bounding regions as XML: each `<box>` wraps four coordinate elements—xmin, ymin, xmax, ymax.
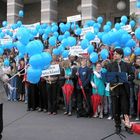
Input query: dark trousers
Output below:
<box><xmin>77</xmin><ymin>88</ymin><xmax>92</xmax><ymax>116</ymax></box>
<box><xmin>46</xmin><ymin>83</ymin><xmax>58</xmax><ymax>113</ymax></box>
<box><xmin>28</xmin><ymin>83</ymin><xmax>39</xmax><ymax>110</ymax></box>
<box><xmin>111</xmin><ymin>85</ymin><xmax>129</xmax><ymax>128</ymax></box>
<box><xmin>38</xmin><ymin>81</ymin><xmax>48</xmax><ymax>110</ymax></box>
<box><xmin>0</xmin><ymin>104</ymin><xmax>3</xmax><ymax>138</ymax></box>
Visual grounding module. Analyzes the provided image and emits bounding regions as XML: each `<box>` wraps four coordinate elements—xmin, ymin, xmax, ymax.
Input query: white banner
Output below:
<box><xmin>41</xmin><ymin>64</ymin><xmax>60</xmax><ymax>77</ymax></box>
<box><xmin>67</xmin><ymin>15</ymin><xmax>82</xmax><ymax>22</ymax></box>
<box><xmin>69</xmin><ymin>45</ymin><xmax>87</xmax><ymax>55</ymax></box>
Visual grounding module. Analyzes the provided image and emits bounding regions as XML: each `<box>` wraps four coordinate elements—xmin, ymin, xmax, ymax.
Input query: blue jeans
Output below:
<box><xmin>10</xmin><ymin>76</ymin><xmax>17</xmax><ymax>101</ymax></box>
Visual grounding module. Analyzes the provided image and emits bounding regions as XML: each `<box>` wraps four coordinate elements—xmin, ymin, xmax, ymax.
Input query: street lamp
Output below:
<box><xmin>116</xmin><ymin>0</ymin><xmax>126</xmax><ymax>11</ymax></box>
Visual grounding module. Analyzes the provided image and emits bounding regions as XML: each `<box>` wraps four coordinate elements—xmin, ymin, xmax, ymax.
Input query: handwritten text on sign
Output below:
<box><xmin>67</xmin><ymin>15</ymin><xmax>82</xmax><ymax>22</ymax></box>
<box><xmin>41</xmin><ymin>64</ymin><xmax>60</xmax><ymax>77</ymax></box>
<box><xmin>69</xmin><ymin>46</ymin><xmax>87</xmax><ymax>55</ymax></box>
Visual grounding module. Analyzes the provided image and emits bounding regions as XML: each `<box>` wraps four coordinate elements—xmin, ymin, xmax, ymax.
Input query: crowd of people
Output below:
<box><xmin>0</xmin><ymin>39</ymin><xmax>140</xmax><ymax>120</ymax></box>
<box><xmin>0</xmin><ymin>17</ymin><xmax>140</xmax><ymax>135</ymax></box>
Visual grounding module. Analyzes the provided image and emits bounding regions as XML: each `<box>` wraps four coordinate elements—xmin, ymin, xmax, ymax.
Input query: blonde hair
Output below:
<box><xmin>62</xmin><ymin>60</ymin><xmax>71</xmax><ymax>68</ymax></box>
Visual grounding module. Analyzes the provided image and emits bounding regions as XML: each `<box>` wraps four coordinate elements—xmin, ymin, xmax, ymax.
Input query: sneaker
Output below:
<box><xmin>135</xmin><ymin>117</ymin><xmax>140</xmax><ymax>121</ymax></box>
<box><xmin>43</xmin><ymin>109</ymin><xmax>47</xmax><ymax>113</ymax></box>
<box><xmin>64</xmin><ymin>112</ymin><xmax>68</xmax><ymax>115</ymax></box>
<box><xmin>107</xmin><ymin>116</ymin><xmax>112</xmax><ymax>120</ymax></box>
<box><xmin>53</xmin><ymin>112</ymin><xmax>57</xmax><ymax>115</ymax></box>
<box><xmin>68</xmin><ymin>112</ymin><xmax>72</xmax><ymax>116</ymax></box>
<box><xmin>47</xmin><ymin>112</ymin><xmax>51</xmax><ymax>115</ymax></box>
<box><xmin>93</xmin><ymin>114</ymin><xmax>98</xmax><ymax>118</ymax></box>
<box><xmin>38</xmin><ymin>108</ymin><xmax>42</xmax><ymax>112</ymax></box>
<box><xmin>99</xmin><ymin>114</ymin><xmax>103</xmax><ymax>119</ymax></box>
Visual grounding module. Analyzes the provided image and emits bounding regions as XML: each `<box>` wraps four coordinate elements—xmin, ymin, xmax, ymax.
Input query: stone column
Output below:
<box><xmin>81</xmin><ymin>0</ymin><xmax>98</xmax><ymax>24</ymax></box>
<box><xmin>41</xmin><ymin>0</ymin><xmax>58</xmax><ymax>24</ymax></box>
<box><xmin>7</xmin><ymin>0</ymin><xmax>23</xmax><ymax>24</ymax></box>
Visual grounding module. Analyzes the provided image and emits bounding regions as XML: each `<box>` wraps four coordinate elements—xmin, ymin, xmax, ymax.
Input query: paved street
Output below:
<box><xmin>0</xmin><ymin>99</ymin><xmax>139</xmax><ymax>140</ymax></box>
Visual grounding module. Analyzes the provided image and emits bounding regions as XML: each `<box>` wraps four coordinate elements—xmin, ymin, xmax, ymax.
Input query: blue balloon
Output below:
<box><xmin>87</xmin><ymin>44</ymin><xmax>94</xmax><ymax>54</ymax></box>
<box><xmin>36</xmin><ymin>24</ymin><xmax>41</xmax><ymax>31</ymax></box>
<box><xmin>80</xmin><ymin>39</ymin><xmax>89</xmax><ymax>50</ymax></box>
<box><xmin>41</xmin><ymin>52</ymin><xmax>52</xmax><ymax>65</ymax></box>
<box><xmin>135</xmin><ymin>28</ymin><xmax>140</xmax><ymax>40</ymax></box>
<box><xmin>41</xmin><ymin>23</ymin><xmax>47</xmax><ymax>29</ymax></box>
<box><xmin>121</xmin><ymin>34</ymin><xmax>131</xmax><ymax>44</ymax></box>
<box><xmin>16</xmin><ymin>27</ymin><xmax>30</xmax><ymax>45</ymax></box>
<box><xmin>2</xmin><ymin>21</ymin><xmax>7</xmax><ymax>27</ymax></box>
<box><xmin>61</xmin><ymin>38</ymin><xmax>68</xmax><ymax>47</ymax></box>
<box><xmin>85</xmin><ymin>32</ymin><xmax>95</xmax><ymax>41</ymax></box>
<box><xmin>85</xmin><ymin>20</ymin><xmax>95</xmax><ymax>26</ymax></box>
<box><xmin>58</xmin><ymin>45</ymin><xmax>64</xmax><ymax>54</ymax></box>
<box><xmin>19</xmin><ymin>10</ymin><xmax>24</xmax><ymax>17</ymax></box>
<box><xmin>134</xmin><ymin>47</ymin><xmax>140</xmax><ymax>56</ymax></box>
<box><xmin>53</xmin><ymin>32</ymin><xmax>59</xmax><ymax>38</ymax></box>
<box><xmin>17</xmin><ymin>21</ymin><xmax>22</xmax><ymax>27</ymax></box>
<box><xmin>68</xmin><ymin>36</ymin><xmax>77</xmax><ymax>47</ymax></box>
<box><xmin>123</xmin><ymin>47</ymin><xmax>132</xmax><ymax>56</ymax></box>
<box><xmin>137</xmin><ymin>1</ymin><xmax>140</xmax><ymax>8</ymax></box>
<box><xmin>103</xmin><ymin>25</ymin><xmax>111</xmax><ymax>32</ymax></box>
<box><xmin>64</xmin><ymin>31</ymin><xmax>70</xmax><ymax>38</ymax></box>
<box><xmin>115</xmin><ymin>23</ymin><xmax>121</xmax><ymax>30</ymax></box>
<box><xmin>44</xmin><ymin>26</ymin><xmax>51</xmax><ymax>35</ymax></box>
<box><xmin>0</xmin><ymin>32</ymin><xmax>5</xmax><ymax>39</ymax></box>
<box><xmin>60</xmin><ymin>24</ymin><xmax>66</xmax><ymax>33</ymax></box>
<box><xmin>52</xmin><ymin>48</ymin><xmax>60</xmax><ymax>55</ymax></box>
<box><xmin>38</xmin><ymin>28</ymin><xmax>44</xmax><ymax>35</ymax></box>
<box><xmin>0</xmin><ymin>48</ymin><xmax>4</xmax><ymax>55</ymax></box>
<box><xmin>125</xmin><ymin>39</ymin><xmax>136</xmax><ymax>48</ymax></box>
<box><xmin>42</xmin><ymin>34</ymin><xmax>48</xmax><ymax>41</ymax></box>
<box><xmin>27</xmin><ymin>67</ymin><xmax>42</xmax><ymax>84</ymax></box>
<box><xmin>11</xmin><ymin>24</ymin><xmax>17</xmax><ymax>30</ymax></box>
<box><xmin>58</xmin><ymin>35</ymin><xmax>64</xmax><ymax>42</ymax></box>
<box><xmin>97</xmin><ymin>16</ymin><xmax>103</xmax><ymax>24</ymax></box>
<box><xmin>29</xmin><ymin>54</ymin><xmax>43</xmax><ymax>69</ymax></box>
<box><xmin>129</xmin><ymin>20</ymin><xmax>136</xmax><ymax>28</ymax></box>
<box><xmin>100</xmin><ymin>49</ymin><xmax>109</xmax><ymax>60</ymax></box>
<box><xmin>90</xmin><ymin>52</ymin><xmax>98</xmax><ymax>63</ymax></box>
<box><xmin>62</xmin><ymin>50</ymin><xmax>69</xmax><ymax>58</ymax></box>
<box><xmin>75</xmin><ymin>28</ymin><xmax>82</xmax><ymax>35</ymax></box>
<box><xmin>15</xmin><ymin>41</ymin><xmax>26</xmax><ymax>54</ymax></box>
<box><xmin>121</xmin><ymin>16</ymin><xmax>128</xmax><ymax>24</ymax></box>
<box><xmin>26</xmin><ymin>40</ymin><xmax>44</xmax><ymax>56</ymax></box>
<box><xmin>51</xmin><ymin>25</ymin><xmax>58</xmax><ymax>32</ymax></box>
<box><xmin>65</xmin><ymin>22</ymin><xmax>71</xmax><ymax>31</ymax></box>
<box><xmin>106</xmin><ymin>21</ymin><xmax>112</xmax><ymax>27</ymax></box>
<box><xmin>48</xmin><ymin>36</ymin><xmax>57</xmax><ymax>47</ymax></box>
<box><xmin>3</xmin><ymin>58</ymin><xmax>10</xmax><ymax>66</ymax></box>
<box><xmin>102</xmin><ymin>34</ymin><xmax>111</xmax><ymax>45</ymax></box>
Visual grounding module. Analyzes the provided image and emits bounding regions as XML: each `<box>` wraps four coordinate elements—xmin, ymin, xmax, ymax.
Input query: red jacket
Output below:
<box><xmin>132</xmin><ymin>123</ymin><xmax>140</xmax><ymax>135</ymax></box>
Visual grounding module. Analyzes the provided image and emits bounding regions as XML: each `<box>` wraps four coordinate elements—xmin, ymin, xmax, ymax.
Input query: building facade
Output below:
<box><xmin>0</xmin><ymin>0</ymin><xmax>138</xmax><ymax>25</ymax></box>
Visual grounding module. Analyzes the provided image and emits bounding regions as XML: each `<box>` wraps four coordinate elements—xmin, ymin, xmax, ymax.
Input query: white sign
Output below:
<box><xmin>81</xmin><ymin>27</ymin><xmax>94</xmax><ymax>36</ymax></box>
<box><xmin>0</xmin><ymin>38</ymin><xmax>12</xmax><ymax>45</ymax></box>
<box><xmin>67</xmin><ymin>15</ymin><xmax>82</xmax><ymax>22</ymax></box>
<box><xmin>23</xmin><ymin>22</ymin><xmax>40</xmax><ymax>30</ymax></box>
<box><xmin>121</xmin><ymin>25</ymin><xmax>132</xmax><ymax>33</ymax></box>
<box><xmin>41</xmin><ymin>64</ymin><xmax>60</xmax><ymax>77</ymax></box>
<box><xmin>69</xmin><ymin>46</ymin><xmax>87</xmax><ymax>55</ymax></box>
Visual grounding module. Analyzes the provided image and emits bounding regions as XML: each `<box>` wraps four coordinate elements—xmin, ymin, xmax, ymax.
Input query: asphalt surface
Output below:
<box><xmin>0</xmin><ymin>100</ymin><xmax>139</xmax><ymax>140</ymax></box>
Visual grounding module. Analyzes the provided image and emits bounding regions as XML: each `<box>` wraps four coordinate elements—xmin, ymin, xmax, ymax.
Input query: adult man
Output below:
<box><xmin>106</xmin><ymin>48</ymin><xmax>134</xmax><ymax>134</ymax></box>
